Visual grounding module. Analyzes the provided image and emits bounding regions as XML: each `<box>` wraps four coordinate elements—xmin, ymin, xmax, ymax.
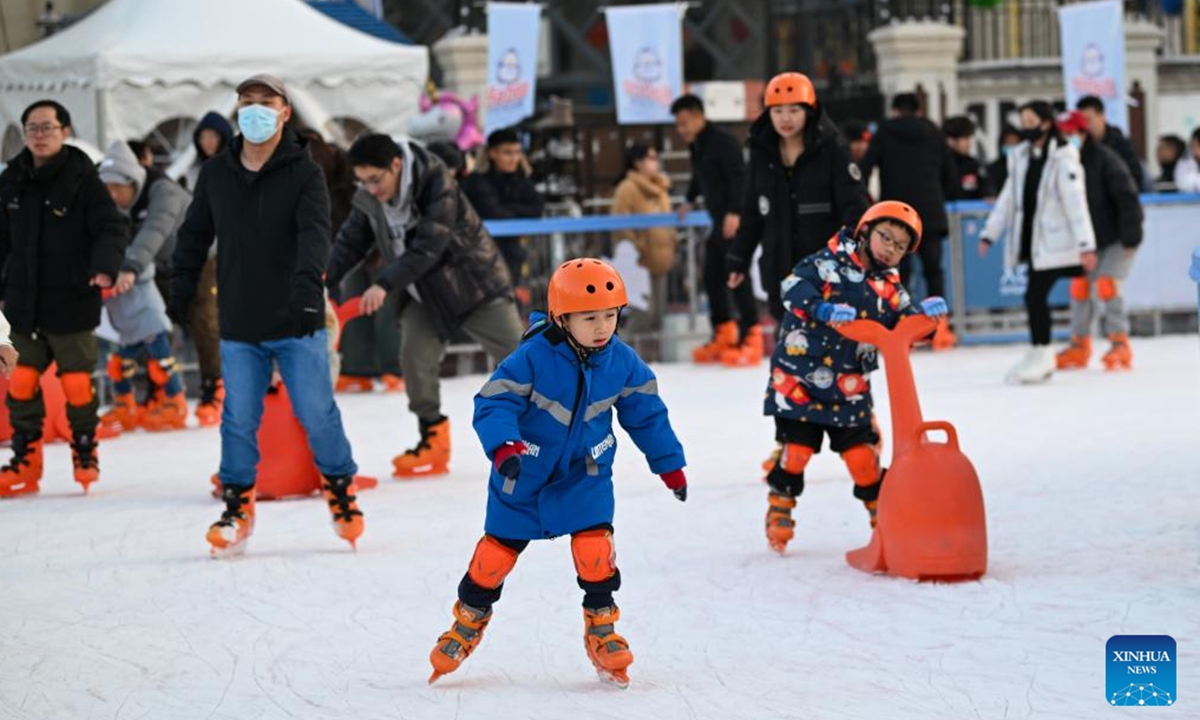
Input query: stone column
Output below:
<box><xmin>1124</xmin><ymin>17</ymin><xmax>1165</xmax><ymax>167</ymax></box>
<box><xmin>868</xmin><ymin>21</ymin><xmax>967</xmax><ymax>123</ymax></box>
<box><xmin>431</xmin><ymin>32</ymin><xmax>490</xmax><ymax>128</ymax></box>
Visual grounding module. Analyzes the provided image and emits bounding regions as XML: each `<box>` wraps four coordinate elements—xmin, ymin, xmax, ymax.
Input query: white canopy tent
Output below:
<box><xmin>0</xmin><ymin>0</ymin><xmax>428</xmax><ymax>164</ymax></box>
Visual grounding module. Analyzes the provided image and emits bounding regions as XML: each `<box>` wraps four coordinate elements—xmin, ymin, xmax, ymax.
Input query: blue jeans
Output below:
<box><xmin>218</xmin><ymin>331</ymin><xmax>357</xmax><ymax>487</ymax></box>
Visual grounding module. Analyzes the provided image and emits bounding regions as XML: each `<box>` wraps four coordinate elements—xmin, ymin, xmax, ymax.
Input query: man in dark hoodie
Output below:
<box><xmin>327</xmin><ymin>133</ymin><xmax>520</xmax><ymax>481</ymax></box>
<box><xmin>0</xmin><ymin>99</ymin><xmax>128</xmax><ymax>497</ymax></box>
<box><xmin>461</xmin><ymin>128</ymin><xmax>545</xmax><ymax>284</ymax></box>
<box><xmin>172</xmin><ymin>74</ymin><xmax>363</xmax><ymax>556</ymax></box>
<box><xmin>859</xmin><ymin>92</ymin><xmax>958</xmax><ymax>348</ymax></box>
<box><xmin>182</xmin><ymin>109</ymin><xmax>234</xmax><ymax>426</ymax></box>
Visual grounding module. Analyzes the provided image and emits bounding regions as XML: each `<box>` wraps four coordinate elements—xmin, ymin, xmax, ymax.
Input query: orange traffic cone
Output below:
<box><xmin>836</xmin><ymin>316</ymin><xmax>987</xmax><ymax>581</ymax></box>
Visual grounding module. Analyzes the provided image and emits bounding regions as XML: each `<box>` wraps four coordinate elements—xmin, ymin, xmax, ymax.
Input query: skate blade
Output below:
<box><xmin>428</xmin><ymin>670</ymin><xmax>445</xmax><ymax>685</ymax></box>
<box><xmin>595</xmin><ymin>667</ymin><xmax>630</xmax><ymax>689</ymax></box>
<box><xmin>209</xmin><ymin>541</ymin><xmax>248</xmax><ymax>559</ymax></box>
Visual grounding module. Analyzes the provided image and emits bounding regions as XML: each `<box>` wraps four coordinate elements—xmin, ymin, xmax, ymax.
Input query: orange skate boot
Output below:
<box><xmin>0</xmin><ymin>433</ymin><xmax>44</xmax><ymax>498</ymax></box>
<box><xmin>393</xmin><ymin>417</ymin><xmax>451</xmax><ymax>478</ymax></box>
<box><xmin>71</xmin><ymin>432</ymin><xmax>99</xmax><ymax>493</ymax></box>
<box><xmin>143</xmin><ymin>394</ymin><xmax>188</xmax><ymax>431</ymax></box>
<box><xmin>100</xmin><ymin>393</ymin><xmax>141</xmax><ymax>433</ymax></box>
<box><xmin>1055</xmin><ymin>336</ymin><xmax>1091</xmax><ymax>370</ymax></box>
<box><xmin>194</xmin><ymin>378</ymin><xmax>224</xmax><ymax>427</ymax></box>
<box><xmin>1101</xmin><ymin>333</ymin><xmax>1132</xmax><ymax>371</ymax></box>
<box><xmin>428</xmin><ymin>601</ymin><xmax>494</xmax><ymax>684</ymax></box>
<box><xmin>720</xmin><ymin>325</ymin><xmax>765</xmax><ymax>366</ymax></box>
<box><xmin>207</xmin><ymin>483</ymin><xmax>256</xmax><ymax>557</ymax></box>
<box><xmin>583</xmin><ymin>605</ymin><xmax>634</xmax><ymax>688</ymax></box>
<box><xmin>692</xmin><ymin>321</ymin><xmax>738</xmax><ymax>364</ymax></box>
<box><xmin>766</xmin><ymin>492</ymin><xmax>797</xmax><ymax>554</ymax></box>
<box><xmin>321</xmin><ymin>474</ymin><xmax>364</xmax><ymax>548</ymax></box>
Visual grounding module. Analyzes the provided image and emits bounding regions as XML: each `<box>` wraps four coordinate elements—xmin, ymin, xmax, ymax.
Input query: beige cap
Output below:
<box><xmin>235</xmin><ymin>73</ymin><xmax>288</xmax><ymax>103</ymax></box>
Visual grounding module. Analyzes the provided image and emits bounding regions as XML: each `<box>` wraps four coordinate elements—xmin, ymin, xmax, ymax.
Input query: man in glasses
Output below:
<box><xmin>172</xmin><ymin>74</ymin><xmax>363</xmax><ymax>556</ymax></box>
<box><xmin>0</xmin><ymin>99</ymin><xmax>128</xmax><ymax>498</ymax></box>
<box><xmin>326</xmin><ymin>133</ymin><xmax>521</xmax><ymax>480</ymax></box>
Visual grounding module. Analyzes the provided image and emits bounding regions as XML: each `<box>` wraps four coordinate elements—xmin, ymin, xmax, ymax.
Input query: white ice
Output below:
<box><xmin>1</xmin><ymin>336</ymin><xmax>1198</xmax><ymax>720</ymax></box>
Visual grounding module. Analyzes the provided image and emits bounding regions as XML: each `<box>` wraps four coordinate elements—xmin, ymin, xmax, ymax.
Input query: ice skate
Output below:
<box><xmin>321</xmin><ymin>474</ymin><xmax>364</xmax><ymax>548</ymax></box>
<box><xmin>393</xmin><ymin>417</ymin><xmax>450</xmax><ymax>478</ymax></box>
<box><xmin>1055</xmin><ymin>336</ymin><xmax>1091</xmax><ymax>369</ymax></box>
<box><xmin>583</xmin><ymin>605</ymin><xmax>633</xmax><ymax>689</ymax></box>
<box><xmin>0</xmin><ymin>433</ymin><xmax>43</xmax><ymax>498</ymax></box>
<box><xmin>100</xmin><ymin>393</ymin><xmax>141</xmax><ymax>432</ymax></box>
<box><xmin>1006</xmin><ymin>346</ymin><xmax>1055</xmax><ymax>384</ymax></box>
<box><xmin>766</xmin><ymin>492</ymin><xmax>796</xmax><ymax>554</ymax></box>
<box><xmin>71</xmin><ymin>432</ymin><xmax>99</xmax><ymax>493</ymax></box>
<box><xmin>428</xmin><ymin>601</ymin><xmax>493</xmax><ymax>684</ymax></box>
<box><xmin>207</xmin><ymin>483</ymin><xmax>256</xmax><ymax>557</ymax></box>
<box><xmin>194</xmin><ymin>378</ymin><xmax>224</xmax><ymax>427</ymax></box>
<box><xmin>1101</xmin><ymin>333</ymin><xmax>1132</xmax><ymax>371</ymax></box>
<box><xmin>692</xmin><ymin>320</ymin><xmax>738</xmax><ymax>364</ymax></box>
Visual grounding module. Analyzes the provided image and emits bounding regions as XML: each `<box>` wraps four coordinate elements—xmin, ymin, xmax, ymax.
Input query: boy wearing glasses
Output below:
<box><xmin>0</xmin><ymin>100</ymin><xmax>127</xmax><ymax>497</ymax></box>
<box><xmin>760</xmin><ymin>201</ymin><xmax>948</xmax><ymax>554</ymax></box>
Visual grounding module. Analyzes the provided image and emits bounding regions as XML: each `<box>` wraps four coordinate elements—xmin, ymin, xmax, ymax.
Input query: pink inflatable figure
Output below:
<box><xmin>409</xmin><ymin>86</ymin><xmax>484</xmax><ymax>151</ymax></box>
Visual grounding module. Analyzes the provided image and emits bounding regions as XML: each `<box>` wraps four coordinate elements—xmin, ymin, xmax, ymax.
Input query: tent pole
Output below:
<box><xmin>94</xmin><ymin>87</ymin><xmax>107</xmax><ymax>149</ymax></box>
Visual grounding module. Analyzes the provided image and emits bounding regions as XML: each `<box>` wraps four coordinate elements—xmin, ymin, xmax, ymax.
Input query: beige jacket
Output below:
<box><xmin>611</xmin><ymin>172</ymin><xmax>679</xmax><ymax>276</ymax></box>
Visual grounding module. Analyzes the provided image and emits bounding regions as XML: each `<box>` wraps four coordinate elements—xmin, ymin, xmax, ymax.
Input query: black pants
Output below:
<box><xmin>704</xmin><ymin>230</ymin><xmax>758</xmax><ymax>334</ymax></box>
<box><xmin>457</xmin><ymin>523</ymin><xmax>621</xmax><ymax>611</ymax></box>
<box><xmin>767</xmin><ymin>418</ymin><xmax>879</xmax><ymax>497</ymax></box>
<box><xmin>1025</xmin><ymin>266</ymin><xmax>1080</xmax><ymax>346</ymax></box>
<box><xmin>899</xmin><ymin>234</ymin><xmax>945</xmax><ymax>299</ymax></box>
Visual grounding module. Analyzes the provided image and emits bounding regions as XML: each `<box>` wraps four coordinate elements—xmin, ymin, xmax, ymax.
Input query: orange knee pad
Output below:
<box><xmin>466</xmin><ymin>535</ymin><xmax>519</xmax><ymax>590</ymax></box>
<box><xmin>148</xmin><ymin>356</ymin><xmax>177</xmax><ymax>386</ymax></box>
<box><xmin>1069</xmin><ymin>277</ymin><xmax>1090</xmax><ymax>301</ymax></box>
<box><xmin>60</xmin><ymin>372</ymin><xmax>95</xmax><ymax>407</ymax></box>
<box><xmin>8</xmin><ymin>366</ymin><xmax>42</xmax><ymax>400</ymax></box>
<box><xmin>1096</xmin><ymin>276</ymin><xmax>1119</xmax><ymax>301</ymax></box>
<box><xmin>779</xmin><ymin>443</ymin><xmax>814</xmax><ymax>474</ymax></box>
<box><xmin>572</xmin><ymin>528</ymin><xmax>616</xmax><ymax>583</ymax></box>
<box><xmin>841</xmin><ymin>444</ymin><xmax>880</xmax><ymax>488</ymax></box>
<box><xmin>106</xmin><ymin>354</ymin><xmax>136</xmax><ymax>383</ymax></box>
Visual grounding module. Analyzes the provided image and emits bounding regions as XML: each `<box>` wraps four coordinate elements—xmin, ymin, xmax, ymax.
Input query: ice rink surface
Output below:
<box><xmin>1</xmin><ymin>336</ymin><xmax>1197</xmax><ymax>720</ymax></box>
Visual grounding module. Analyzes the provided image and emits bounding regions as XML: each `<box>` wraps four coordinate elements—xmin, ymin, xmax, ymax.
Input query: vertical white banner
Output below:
<box><xmin>485</xmin><ymin>3</ymin><xmax>541</xmax><ymax>136</ymax></box>
<box><xmin>605</xmin><ymin>3</ymin><xmax>685</xmax><ymax>125</ymax></box>
<box><xmin>1058</xmin><ymin>0</ymin><xmax>1128</xmax><ymax>132</ymax></box>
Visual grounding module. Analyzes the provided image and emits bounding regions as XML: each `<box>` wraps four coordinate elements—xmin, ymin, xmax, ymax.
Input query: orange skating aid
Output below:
<box><xmin>1056</xmin><ymin>336</ymin><xmax>1092</xmax><ymax>370</ymax></box>
<box><xmin>429</xmin><ymin>601</ymin><xmax>493</xmax><ymax>684</ymax></box>
<box><xmin>583</xmin><ymin>605</ymin><xmax>633</xmax><ymax>688</ymax></box>
<box><xmin>837</xmin><ymin>316</ymin><xmax>987</xmax><ymax>581</ymax></box>
<box><xmin>931</xmin><ymin>319</ymin><xmax>957</xmax><ymax>351</ymax></box>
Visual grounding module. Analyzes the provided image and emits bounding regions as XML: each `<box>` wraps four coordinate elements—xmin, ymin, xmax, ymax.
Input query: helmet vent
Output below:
<box><xmin>586</xmin><ymin>284</ymin><xmax>596</xmax><ymax>294</ymax></box>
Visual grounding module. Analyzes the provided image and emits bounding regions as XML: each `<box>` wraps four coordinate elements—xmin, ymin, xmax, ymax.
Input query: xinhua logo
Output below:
<box><xmin>1106</xmin><ymin>635</ymin><xmax>1176</xmax><ymax>707</ymax></box>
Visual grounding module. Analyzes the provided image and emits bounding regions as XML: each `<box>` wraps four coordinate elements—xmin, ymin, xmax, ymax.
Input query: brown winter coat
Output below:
<box><xmin>611</xmin><ymin>172</ymin><xmax>678</xmax><ymax>276</ymax></box>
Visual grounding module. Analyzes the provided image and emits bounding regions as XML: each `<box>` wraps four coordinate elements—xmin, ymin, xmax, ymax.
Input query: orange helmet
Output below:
<box><xmin>547</xmin><ymin>258</ymin><xmax>628</xmax><ymax>317</ymax></box>
<box><xmin>855</xmin><ymin>200</ymin><xmax>924</xmax><ymax>253</ymax></box>
<box><xmin>765</xmin><ymin>72</ymin><xmax>817</xmax><ymax>108</ymax></box>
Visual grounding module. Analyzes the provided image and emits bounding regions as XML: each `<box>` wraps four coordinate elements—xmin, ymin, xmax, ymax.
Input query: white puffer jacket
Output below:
<box><xmin>983</xmin><ymin>138</ymin><xmax>1096</xmax><ymax>271</ymax></box>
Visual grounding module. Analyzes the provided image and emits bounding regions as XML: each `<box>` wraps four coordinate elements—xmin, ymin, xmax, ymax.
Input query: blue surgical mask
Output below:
<box><xmin>238</xmin><ymin>105</ymin><xmax>280</xmax><ymax>144</ymax></box>
<box><xmin>1067</xmin><ymin>135</ymin><xmax>1083</xmax><ymax>150</ymax></box>
<box><xmin>1001</xmin><ymin>146</ymin><xmax>1015</xmax><ymax>158</ymax></box>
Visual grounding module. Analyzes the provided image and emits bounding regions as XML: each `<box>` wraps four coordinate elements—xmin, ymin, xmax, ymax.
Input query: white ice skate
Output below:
<box><xmin>1006</xmin><ymin>346</ymin><xmax>1056</xmax><ymax>385</ymax></box>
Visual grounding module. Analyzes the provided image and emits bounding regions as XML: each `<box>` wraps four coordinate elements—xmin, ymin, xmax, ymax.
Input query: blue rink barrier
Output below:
<box><xmin>476</xmin><ymin>197</ymin><xmax>1198</xmax><ymax>350</ymax></box>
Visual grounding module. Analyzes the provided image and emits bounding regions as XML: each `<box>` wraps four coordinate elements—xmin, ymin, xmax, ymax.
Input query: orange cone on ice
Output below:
<box><xmin>836</xmin><ymin>315</ymin><xmax>987</xmax><ymax>581</ymax></box>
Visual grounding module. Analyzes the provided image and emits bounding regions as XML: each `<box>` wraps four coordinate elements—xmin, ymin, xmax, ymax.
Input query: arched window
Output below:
<box><xmin>143</xmin><ymin>116</ymin><xmax>200</xmax><ymax>166</ymax></box>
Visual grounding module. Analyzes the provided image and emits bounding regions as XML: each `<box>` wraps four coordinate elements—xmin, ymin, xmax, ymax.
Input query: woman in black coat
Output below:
<box><xmin>727</xmin><ymin>72</ymin><xmax>869</xmax><ymax>321</ymax></box>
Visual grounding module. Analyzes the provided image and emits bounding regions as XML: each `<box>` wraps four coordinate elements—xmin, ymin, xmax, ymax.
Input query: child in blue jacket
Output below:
<box><xmin>762</xmin><ymin>201</ymin><xmax>947</xmax><ymax>554</ymax></box>
<box><xmin>429</xmin><ymin>258</ymin><xmax>687</xmax><ymax>689</ymax></box>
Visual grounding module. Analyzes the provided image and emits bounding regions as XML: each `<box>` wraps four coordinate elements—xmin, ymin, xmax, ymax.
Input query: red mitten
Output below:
<box><xmin>660</xmin><ymin>468</ymin><xmax>687</xmax><ymax>502</ymax></box>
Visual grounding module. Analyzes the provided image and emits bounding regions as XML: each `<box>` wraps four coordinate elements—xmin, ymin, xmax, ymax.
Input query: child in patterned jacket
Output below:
<box><xmin>762</xmin><ymin>201</ymin><xmax>948</xmax><ymax>554</ymax></box>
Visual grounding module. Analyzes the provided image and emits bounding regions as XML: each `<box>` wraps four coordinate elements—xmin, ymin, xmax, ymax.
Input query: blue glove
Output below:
<box><xmin>919</xmin><ymin>297</ymin><xmax>948</xmax><ymax>318</ymax></box>
<box><xmin>815</xmin><ymin>302</ymin><xmax>857</xmax><ymax>323</ymax></box>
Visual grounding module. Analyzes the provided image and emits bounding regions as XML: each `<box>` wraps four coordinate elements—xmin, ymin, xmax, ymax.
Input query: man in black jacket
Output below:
<box><xmin>671</xmin><ymin>94</ymin><xmax>757</xmax><ymax>361</ymax></box>
<box><xmin>460</xmin><ymin>128</ymin><xmax>545</xmax><ymax>284</ymax></box>
<box><xmin>1076</xmin><ymin>95</ymin><xmax>1146</xmax><ymax>192</ymax></box>
<box><xmin>1053</xmin><ymin>111</ymin><xmax>1144</xmax><ymax>372</ymax></box>
<box><xmin>327</xmin><ymin>133</ymin><xmax>521</xmax><ymax>480</ymax></box>
<box><xmin>172</xmin><ymin>74</ymin><xmax>362</xmax><ymax>556</ymax></box>
<box><xmin>859</xmin><ymin>92</ymin><xmax>958</xmax><ymax>348</ymax></box>
<box><xmin>0</xmin><ymin>100</ymin><xmax>127</xmax><ymax>497</ymax></box>
<box><xmin>943</xmin><ymin>115</ymin><xmax>989</xmax><ymax>200</ymax></box>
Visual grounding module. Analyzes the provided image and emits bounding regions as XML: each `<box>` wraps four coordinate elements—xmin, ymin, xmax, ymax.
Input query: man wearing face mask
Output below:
<box><xmin>1051</xmin><ymin>111</ymin><xmax>1143</xmax><ymax>372</ymax></box>
<box><xmin>172</xmin><ymin>74</ymin><xmax>363</xmax><ymax>557</ymax></box>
